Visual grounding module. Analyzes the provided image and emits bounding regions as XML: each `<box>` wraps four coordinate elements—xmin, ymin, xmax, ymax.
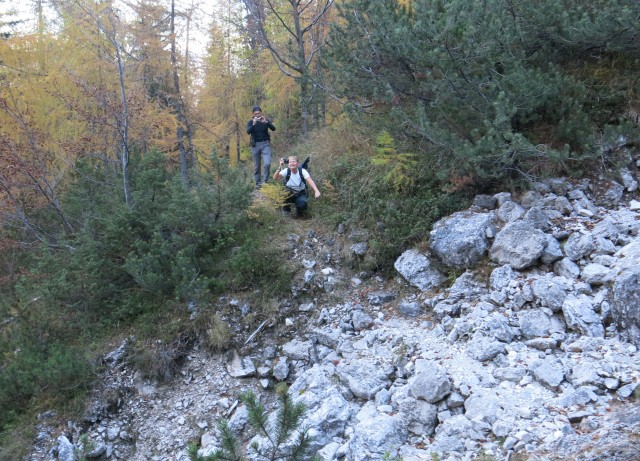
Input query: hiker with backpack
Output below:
<box><xmin>247</xmin><ymin>105</ymin><xmax>276</xmax><ymax>188</ymax></box>
<box><xmin>273</xmin><ymin>155</ymin><xmax>321</xmax><ymax>216</ymax></box>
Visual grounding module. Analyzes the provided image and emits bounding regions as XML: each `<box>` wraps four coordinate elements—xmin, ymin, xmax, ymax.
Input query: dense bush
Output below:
<box><xmin>17</xmin><ymin>152</ymin><xmax>254</xmax><ymax>324</ymax></box>
<box><xmin>0</xmin><ymin>152</ymin><xmax>258</xmax><ymax>430</ymax></box>
<box><xmin>309</xmin><ymin>123</ymin><xmax>464</xmax><ymax>269</ymax></box>
<box><xmin>0</xmin><ymin>340</ymin><xmax>89</xmax><ymax>430</ymax></box>
<box><xmin>327</xmin><ymin>0</ymin><xmax>640</xmax><ymax>184</ymax></box>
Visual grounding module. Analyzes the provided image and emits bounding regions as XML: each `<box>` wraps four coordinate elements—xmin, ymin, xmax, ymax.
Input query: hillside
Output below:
<box><xmin>2</xmin><ymin>2</ymin><xmax>640</xmax><ymax>460</ymax></box>
<box><xmin>25</xmin><ymin>168</ymin><xmax>640</xmax><ymax>461</ymax></box>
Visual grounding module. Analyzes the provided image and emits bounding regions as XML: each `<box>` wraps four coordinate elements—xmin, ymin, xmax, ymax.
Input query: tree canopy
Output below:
<box><xmin>327</xmin><ymin>0</ymin><xmax>640</xmax><ymax>184</ymax></box>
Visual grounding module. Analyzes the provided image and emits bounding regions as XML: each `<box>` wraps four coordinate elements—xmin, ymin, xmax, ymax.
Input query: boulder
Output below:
<box><xmin>56</xmin><ymin>436</ymin><xmax>75</xmax><ymax>461</ymax></box>
<box><xmin>610</xmin><ymin>268</ymin><xmax>640</xmax><ymax>346</ymax></box>
<box><xmin>394</xmin><ymin>249</ymin><xmax>447</xmax><ymax>291</ymax></box>
<box><xmin>429</xmin><ymin>211</ymin><xmax>495</xmax><ymax>269</ymax></box>
<box><xmin>338</xmin><ymin>358</ymin><xmax>391</xmax><ymax>400</ymax></box>
<box><xmin>394</xmin><ymin>386</ymin><xmax>438</xmax><ymax>436</ymax></box>
<box><xmin>518</xmin><ymin>309</ymin><xmax>552</xmax><ymax>339</ymax></box>
<box><xmin>281</xmin><ymin>339</ymin><xmax>312</xmax><ymax>361</ymax></box>
<box><xmin>540</xmin><ymin>234</ymin><xmax>563</xmax><ymax>265</ymax></box>
<box><xmin>368</xmin><ymin>291</ymin><xmax>396</xmax><ymax>306</ymax></box>
<box><xmin>398</xmin><ymin>299</ymin><xmax>422</xmax><ymax>317</ymax></box>
<box><xmin>288</xmin><ymin>365</ymin><xmax>352</xmax><ymax>449</ymax></box>
<box><xmin>564</xmin><ymin>232</ymin><xmax>596</xmax><ymax>261</ymax></box>
<box><xmin>489</xmin><ymin>221</ymin><xmax>547</xmax><ymax>270</ymax></box>
<box><xmin>581</xmin><ymin>263</ymin><xmax>613</xmax><ymax>285</ymax></box>
<box><xmin>531</xmin><ymin>275</ymin><xmax>570</xmax><ymax>312</ymax></box>
<box><xmin>530</xmin><ymin>358</ymin><xmax>565</xmax><ymax>390</ymax></box>
<box><xmin>554</xmin><ymin>258</ymin><xmax>580</xmax><ymax>279</ymax></box>
<box><xmin>496</xmin><ymin>201</ymin><xmax>525</xmax><ymax>223</ymax></box>
<box><xmin>272</xmin><ymin>357</ymin><xmax>289</xmax><ymax>381</ymax></box>
<box><xmin>473</xmin><ymin>194</ymin><xmax>497</xmax><ymax>209</ymax></box>
<box><xmin>464</xmin><ymin>389</ymin><xmax>501</xmax><ymax>424</ymax></box>
<box><xmin>467</xmin><ymin>334</ymin><xmax>506</xmax><ymax>362</ymax></box>
<box><xmin>524</xmin><ymin>207</ymin><xmax>551</xmax><ymax>231</ymax></box>
<box><xmin>226</xmin><ymin>350</ymin><xmax>256</xmax><ymax>378</ymax></box>
<box><xmin>349</xmin><ymin>403</ymin><xmax>408</xmax><ymax>461</ymax></box>
<box><xmin>620</xmin><ymin>168</ymin><xmax>638</xmax><ymax>192</ymax></box>
<box><xmin>408</xmin><ymin>360</ymin><xmax>452</xmax><ymax>403</ymax></box>
<box><xmin>562</xmin><ymin>295</ymin><xmax>604</xmax><ymax>338</ymax></box>
<box><xmin>483</xmin><ymin>314</ymin><xmax>516</xmax><ymax>343</ymax></box>
<box><xmin>351</xmin><ymin>309</ymin><xmax>374</xmax><ymax>331</ymax></box>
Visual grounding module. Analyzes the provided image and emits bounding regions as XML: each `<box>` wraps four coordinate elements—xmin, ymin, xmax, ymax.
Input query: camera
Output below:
<box><xmin>282</xmin><ymin>158</ymin><xmax>289</xmax><ymax>164</ymax></box>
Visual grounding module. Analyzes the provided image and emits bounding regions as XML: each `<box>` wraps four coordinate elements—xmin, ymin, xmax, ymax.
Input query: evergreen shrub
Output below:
<box><xmin>188</xmin><ymin>383</ymin><xmax>319</xmax><ymax>461</ymax></box>
<box><xmin>17</xmin><ymin>151</ymin><xmax>254</xmax><ymax>325</ymax></box>
<box><xmin>0</xmin><ymin>341</ymin><xmax>89</xmax><ymax>430</ymax></box>
<box><xmin>328</xmin><ymin>0</ymin><xmax>640</xmax><ymax>184</ymax></box>
<box><xmin>1</xmin><ymin>151</ymin><xmax>255</xmax><ymax>427</ymax></box>
<box><xmin>312</xmin><ymin>124</ymin><xmax>464</xmax><ymax>269</ymax></box>
<box><xmin>224</xmin><ymin>238</ymin><xmax>293</xmax><ymax>296</ymax></box>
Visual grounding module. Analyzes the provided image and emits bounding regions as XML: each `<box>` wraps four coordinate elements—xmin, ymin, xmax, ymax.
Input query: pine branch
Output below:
<box><xmin>285</xmin><ymin>428</ymin><xmax>315</xmax><ymax>461</ymax></box>
<box><xmin>217</xmin><ymin>420</ymin><xmax>244</xmax><ymax>461</ymax></box>
<box><xmin>274</xmin><ymin>383</ymin><xmax>304</xmax><ymax>446</ymax></box>
<box><xmin>240</xmin><ymin>391</ymin><xmax>275</xmax><ymax>446</ymax></box>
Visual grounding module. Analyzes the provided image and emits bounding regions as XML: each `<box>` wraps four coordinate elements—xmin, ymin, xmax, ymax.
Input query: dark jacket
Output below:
<box><xmin>246</xmin><ymin>119</ymin><xmax>276</xmax><ymax>143</ymax></box>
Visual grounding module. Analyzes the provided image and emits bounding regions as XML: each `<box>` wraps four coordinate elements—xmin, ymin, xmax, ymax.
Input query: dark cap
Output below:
<box><xmin>252</xmin><ymin>106</ymin><xmax>262</xmax><ymax>112</ymax></box>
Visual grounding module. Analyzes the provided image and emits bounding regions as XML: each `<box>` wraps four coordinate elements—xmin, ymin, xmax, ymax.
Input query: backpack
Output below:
<box><xmin>284</xmin><ymin>157</ymin><xmax>311</xmax><ymax>187</ymax></box>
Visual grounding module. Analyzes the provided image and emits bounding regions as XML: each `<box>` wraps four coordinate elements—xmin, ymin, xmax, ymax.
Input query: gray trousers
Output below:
<box><xmin>251</xmin><ymin>141</ymin><xmax>272</xmax><ymax>184</ymax></box>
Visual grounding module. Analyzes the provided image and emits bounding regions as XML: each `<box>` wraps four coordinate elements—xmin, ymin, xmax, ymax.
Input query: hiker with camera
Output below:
<box><xmin>273</xmin><ymin>155</ymin><xmax>321</xmax><ymax>216</ymax></box>
<box><xmin>247</xmin><ymin>105</ymin><xmax>276</xmax><ymax>188</ymax></box>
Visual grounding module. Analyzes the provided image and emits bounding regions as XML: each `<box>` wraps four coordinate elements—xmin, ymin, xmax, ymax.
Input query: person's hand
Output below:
<box><xmin>252</xmin><ymin>116</ymin><xmax>259</xmax><ymax>125</ymax></box>
<box><xmin>314</xmin><ymin>190</ymin><xmax>321</xmax><ymax>199</ymax></box>
<box><xmin>279</xmin><ymin>158</ymin><xmax>285</xmax><ymax>167</ymax></box>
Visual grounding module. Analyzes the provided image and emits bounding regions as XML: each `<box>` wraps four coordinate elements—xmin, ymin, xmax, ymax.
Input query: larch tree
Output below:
<box><xmin>51</xmin><ymin>0</ymin><xmax>186</xmax><ymax>199</ymax></box>
<box><xmin>196</xmin><ymin>1</ymin><xmax>250</xmax><ymax>165</ymax></box>
<box><xmin>0</xmin><ymin>19</ymin><xmax>77</xmax><ymax>246</ymax></box>
<box><xmin>240</xmin><ymin>0</ymin><xmax>335</xmax><ymax>136</ymax></box>
<box><xmin>127</xmin><ymin>0</ymin><xmax>199</xmax><ymax>187</ymax></box>
<box><xmin>52</xmin><ymin>0</ymin><xmax>136</xmax><ymax>205</ymax></box>
<box><xmin>169</xmin><ymin>0</ymin><xmax>193</xmax><ymax>188</ymax></box>
<box><xmin>127</xmin><ymin>0</ymin><xmax>177</xmax><ymax>156</ymax></box>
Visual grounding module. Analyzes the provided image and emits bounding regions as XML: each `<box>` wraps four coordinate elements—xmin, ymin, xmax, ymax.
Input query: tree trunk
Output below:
<box><xmin>110</xmin><ymin>16</ymin><xmax>133</xmax><ymax>206</ymax></box>
<box><xmin>171</xmin><ymin>0</ymin><xmax>190</xmax><ymax>190</ymax></box>
<box><xmin>235</xmin><ymin>116</ymin><xmax>241</xmax><ymax>164</ymax></box>
<box><xmin>291</xmin><ymin>0</ymin><xmax>308</xmax><ymax>135</ymax></box>
<box><xmin>299</xmin><ymin>75</ymin><xmax>310</xmax><ymax>134</ymax></box>
<box><xmin>314</xmin><ymin>46</ymin><xmax>326</xmax><ymax>127</ymax></box>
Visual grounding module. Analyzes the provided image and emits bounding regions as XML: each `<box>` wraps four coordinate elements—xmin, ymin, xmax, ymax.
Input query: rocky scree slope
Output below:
<box><xmin>30</xmin><ymin>172</ymin><xmax>640</xmax><ymax>461</ymax></box>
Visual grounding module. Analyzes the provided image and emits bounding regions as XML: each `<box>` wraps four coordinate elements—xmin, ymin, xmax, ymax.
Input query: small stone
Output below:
<box><xmin>350</xmin><ymin>242</ymin><xmax>368</xmax><ymax>256</ymax></box>
<box><xmin>298</xmin><ymin>302</ymin><xmax>315</xmax><ymax>312</ymax></box>
<box><xmin>617</xmin><ymin>383</ymin><xmax>638</xmax><ymax>399</ymax></box>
